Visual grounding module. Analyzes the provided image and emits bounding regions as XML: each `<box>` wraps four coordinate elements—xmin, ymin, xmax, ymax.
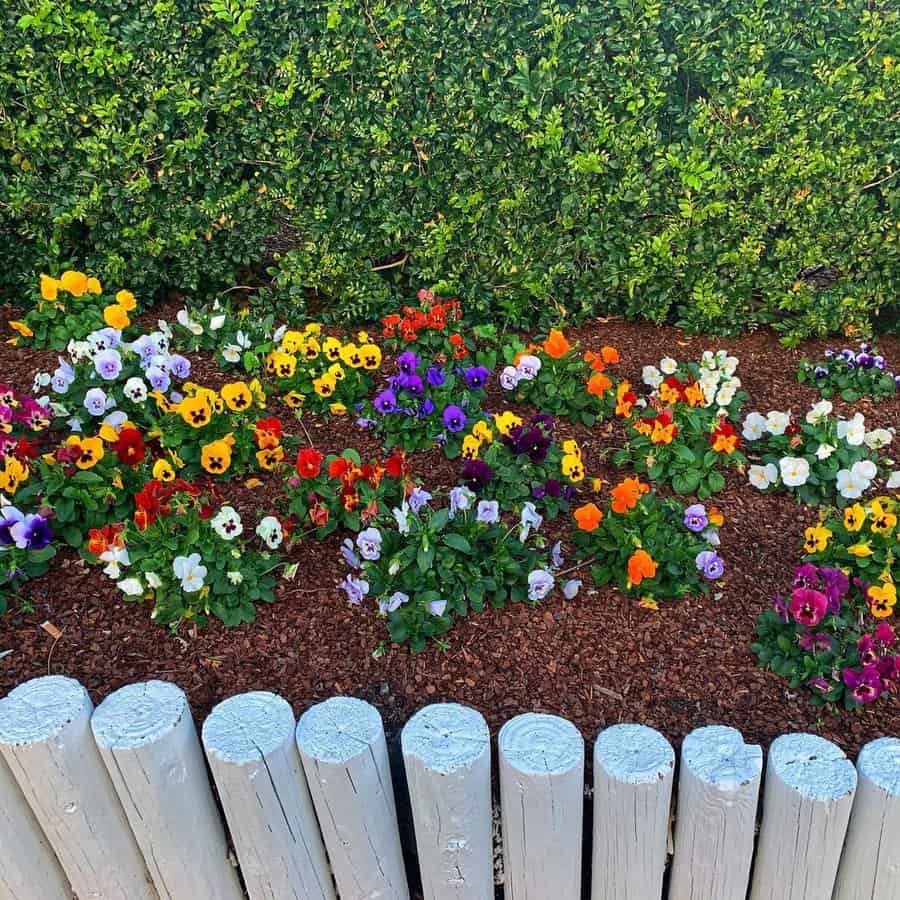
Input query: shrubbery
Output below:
<box><xmin>1</xmin><ymin>1</ymin><xmax>899</xmax><ymax>340</ymax></box>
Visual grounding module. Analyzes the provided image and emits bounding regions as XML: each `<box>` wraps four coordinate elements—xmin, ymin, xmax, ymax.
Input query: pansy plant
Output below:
<box><xmin>341</xmin><ymin>493</ymin><xmax>561</xmax><ymax>652</ymax></box>
<box><xmin>500</xmin><ymin>329</ymin><xmax>623</xmax><ymax>425</ymax></box>
<box><xmin>572</xmin><ymin>479</ymin><xmax>725</xmax><ymax>605</ymax></box>
<box><xmin>798</xmin><ymin>342</ymin><xmax>898</xmax><ymax>402</ymax></box>
<box><xmin>742</xmin><ymin>402</ymin><xmax>892</xmax><ymax>506</ymax></box>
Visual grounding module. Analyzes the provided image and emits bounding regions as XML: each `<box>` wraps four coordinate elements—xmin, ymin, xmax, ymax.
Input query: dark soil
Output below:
<box><xmin>1</xmin><ymin>304</ymin><xmax>899</xmax><ymax>757</ymax></box>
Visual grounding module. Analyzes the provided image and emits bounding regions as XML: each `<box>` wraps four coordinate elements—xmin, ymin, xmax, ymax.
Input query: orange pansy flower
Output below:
<box><xmin>601</xmin><ymin>346</ymin><xmax>620</xmax><ymax>364</ymax></box>
<box><xmin>542</xmin><ymin>329</ymin><xmax>571</xmax><ymax>359</ymax></box>
<box><xmin>587</xmin><ymin>372</ymin><xmax>613</xmax><ymax>397</ymax></box>
<box><xmin>627</xmin><ymin>549</ymin><xmax>657</xmax><ymax>587</ymax></box>
<box><xmin>574</xmin><ymin>502</ymin><xmax>603</xmax><ymax>532</ymax></box>
<box><xmin>611</xmin><ymin>477</ymin><xmax>650</xmax><ymax>514</ymax></box>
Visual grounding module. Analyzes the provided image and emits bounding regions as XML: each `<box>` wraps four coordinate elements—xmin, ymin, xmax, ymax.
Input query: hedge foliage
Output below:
<box><xmin>1</xmin><ymin>0</ymin><xmax>898</xmax><ymax>341</ymax></box>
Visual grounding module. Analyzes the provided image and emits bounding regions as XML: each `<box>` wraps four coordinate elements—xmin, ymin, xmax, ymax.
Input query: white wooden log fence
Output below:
<box><xmin>0</xmin><ymin>676</ymin><xmax>899</xmax><ymax>900</ymax></box>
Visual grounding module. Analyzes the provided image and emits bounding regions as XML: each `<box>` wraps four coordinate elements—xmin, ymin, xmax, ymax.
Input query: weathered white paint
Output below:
<box><xmin>668</xmin><ymin>724</ymin><xmax>762</xmax><ymax>900</ymax></box>
<box><xmin>91</xmin><ymin>679</ymin><xmax>243</xmax><ymax>900</ymax></box>
<box><xmin>402</xmin><ymin>703</ymin><xmax>493</xmax><ymax>900</ymax></box>
<box><xmin>499</xmin><ymin>712</ymin><xmax>584</xmax><ymax>900</ymax></box>
<box><xmin>0</xmin><ymin>753</ymin><xmax>72</xmax><ymax>900</ymax></box>
<box><xmin>749</xmin><ymin>733</ymin><xmax>856</xmax><ymax>900</ymax></box>
<box><xmin>592</xmin><ymin>723</ymin><xmax>674</xmax><ymax>900</ymax></box>
<box><xmin>834</xmin><ymin>737</ymin><xmax>900</xmax><ymax>900</ymax></box>
<box><xmin>202</xmin><ymin>691</ymin><xmax>336</xmax><ymax>900</ymax></box>
<box><xmin>0</xmin><ymin>675</ymin><xmax>157</xmax><ymax>899</ymax></box>
<box><xmin>296</xmin><ymin>696</ymin><xmax>410</xmax><ymax>900</ymax></box>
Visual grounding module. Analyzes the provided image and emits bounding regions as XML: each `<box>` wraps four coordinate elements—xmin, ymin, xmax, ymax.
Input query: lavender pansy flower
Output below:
<box><xmin>519</xmin><ymin>502</ymin><xmax>543</xmax><ymax>541</ymax></box>
<box><xmin>476</xmin><ymin>499</ymin><xmax>499</xmax><ymax>524</ymax></box>
<box><xmin>408</xmin><ymin>487</ymin><xmax>432</xmax><ymax>514</ymax></box>
<box><xmin>356</xmin><ymin>527</ymin><xmax>382</xmax><ymax>561</ymax></box>
<box><xmin>341</xmin><ymin>574</ymin><xmax>369</xmax><ymax>605</ymax></box>
<box><xmin>683</xmin><ymin>504</ymin><xmax>708</xmax><ymax>533</ymax></box>
<box><xmin>527</xmin><ymin>569</ymin><xmax>555</xmax><ymax>601</ymax></box>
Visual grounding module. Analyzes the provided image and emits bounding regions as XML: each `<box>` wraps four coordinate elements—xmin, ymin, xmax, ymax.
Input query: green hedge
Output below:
<box><xmin>1</xmin><ymin>0</ymin><xmax>898</xmax><ymax>341</ymax></box>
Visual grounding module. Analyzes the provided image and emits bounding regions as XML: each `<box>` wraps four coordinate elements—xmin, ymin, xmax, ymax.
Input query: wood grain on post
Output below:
<box><xmin>296</xmin><ymin>696</ymin><xmax>410</xmax><ymax>900</ymax></box>
<box><xmin>592</xmin><ymin>723</ymin><xmax>674</xmax><ymax>900</ymax></box>
<box><xmin>402</xmin><ymin>703</ymin><xmax>493</xmax><ymax>900</ymax></box>
<box><xmin>91</xmin><ymin>679</ymin><xmax>243</xmax><ymax>900</ymax></box>
<box><xmin>833</xmin><ymin>737</ymin><xmax>900</xmax><ymax>900</ymax></box>
<box><xmin>668</xmin><ymin>725</ymin><xmax>762</xmax><ymax>900</ymax></box>
<box><xmin>499</xmin><ymin>712</ymin><xmax>584</xmax><ymax>900</ymax></box>
<box><xmin>749</xmin><ymin>733</ymin><xmax>856</xmax><ymax>900</ymax></box>
<box><xmin>0</xmin><ymin>675</ymin><xmax>157</xmax><ymax>899</ymax></box>
<box><xmin>0</xmin><ymin>752</ymin><xmax>72</xmax><ymax>900</ymax></box>
<box><xmin>202</xmin><ymin>691</ymin><xmax>336</xmax><ymax>900</ymax></box>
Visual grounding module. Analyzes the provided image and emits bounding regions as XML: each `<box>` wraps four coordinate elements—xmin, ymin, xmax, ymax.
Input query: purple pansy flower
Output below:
<box><xmin>426</xmin><ymin>365</ymin><xmax>446</xmax><ymax>387</ymax></box>
<box><xmin>695</xmin><ymin>550</ymin><xmax>724</xmax><ymax>580</ymax></box>
<box><xmin>683</xmin><ymin>504</ymin><xmax>708</xmax><ymax>533</ymax></box>
<box><xmin>842</xmin><ymin>666</ymin><xmax>883</xmax><ymax>704</ymax></box>
<box><xmin>374</xmin><ymin>389</ymin><xmax>399</xmax><ymax>414</ymax></box>
<box><xmin>463</xmin><ymin>366</ymin><xmax>491</xmax><ymax>390</ymax></box>
<box><xmin>397</xmin><ymin>351</ymin><xmax>420</xmax><ymax>375</ymax></box>
<box><xmin>443</xmin><ymin>405</ymin><xmax>467</xmax><ymax>433</ymax></box>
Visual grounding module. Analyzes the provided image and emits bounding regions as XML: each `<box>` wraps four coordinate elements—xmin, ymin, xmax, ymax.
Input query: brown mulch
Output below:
<box><xmin>1</xmin><ymin>303</ymin><xmax>899</xmax><ymax>758</ymax></box>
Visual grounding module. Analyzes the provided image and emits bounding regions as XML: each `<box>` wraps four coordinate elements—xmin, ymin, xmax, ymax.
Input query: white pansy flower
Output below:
<box><xmin>749</xmin><ymin>463</ymin><xmax>779</xmax><ymax>490</ymax></box>
<box><xmin>173</xmin><ymin>553</ymin><xmax>207</xmax><ymax>593</ymax></box>
<box><xmin>222</xmin><ymin>345</ymin><xmax>242</xmax><ymax>364</ymax></box>
<box><xmin>815</xmin><ymin>443</ymin><xmax>836</xmax><ymax>460</ymax></box>
<box><xmin>887</xmin><ymin>471</ymin><xmax>900</xmax><ymax>490</ymax></box>
<box><xmin>500</xmin><ymin>365</ymin><xmax>519</xmax><ymax>390</ymax></box>
<box><xmin>721</xmin><ymin>356</ymin><xmax>739</xmax><ymax>376</ymax></box>
<box><xmin>806</xmin><ymin>400</ymin><xmax>833</xmax><ymax>425</ymax></box>
<box><xmin>659</xmin><ymin>356</ymin><xmax>678</xmax><ymax>375</ymax></box>
<box><xmin>864</xmin><ymin>429</ymin><xmax>892</xmax><ymax>450</ymax></box>
<box><xmin>211</xmin><ymin>506</ymin><xmax>243</xmax><ymax>541</ymax></box>
<box><xmin>227</xmin><ymin>571</ymin><xmax>243</xmax><ymax>586</ymax></box>
<box><xmin>146</xmin><ymin>572</ymin><xmax>162</xmax><ymax>589</ymax></box>
<box><xmin>176</xmin><ymin>309</ymin><xmax>203</xmax><ymax>335</ymax></box>
<box><xmin>837</xmin><ymin>413</ymin><xmax>866</xmax><ymax>446</ymax></box>
<box><xmin>715</xmin><ymin>386</ymin><xmax>735</xmax><ymax>407</ymax></box>
<box><xmin>766</xmin><ymin>411</ymin><xmax>791</xmax><ymax>435</ymax></box>
<box><xmin>742</xmin><ymin>412</ymin><xmax>768</xmax><ymax>441</ymax></box>
<box><xmin>209</xmin><ymin>315</ymin><xmax>227</xmax><ymax>331</ymax></box>
<box><xmin>117</xmin><ymin>577</ymin><xmax>144</xmax><ymax>597</ymax></box>
<box><xmin>642</xmin><ymin>366</ymin><xmax>663</xmax><ymax>389</ymax></box>
<box><xmin>255</xmin><ymin>515</ymin><xmax>283</xmax><ymax>549</ymax></box>
<box><xmin>516</xmin><ymin>354</ymin><xmax>541</xmax><ymax>381</ymax></box>
<box><xmin>779</xmin><ymin>456</ymin><xmax>810</xmax><ymax>487</ymax></box>
<box><xmin>852</xmin><ymin>459</ymin><xmax>878</xmax><ymax>481</ymax></box>
<box><xmin>836</xmin><ymin>468</ymin><xmax>868</xmax><ymax>500</ymax></box>
<box><xmin>100</xmin><ymin>546</ymin><xmax>130</xmax><ymax>579</ymax></box>
<box><xmin>123</xmin><ymin>377</ymin><xmax>148</xmax><ymax>403</ymax></box>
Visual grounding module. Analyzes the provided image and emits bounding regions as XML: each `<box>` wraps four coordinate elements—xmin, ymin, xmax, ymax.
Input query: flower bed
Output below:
<box><xmin>1</xmin><ymin>281</ymin><xmax>899</xmax><ymax>750</ymax></box>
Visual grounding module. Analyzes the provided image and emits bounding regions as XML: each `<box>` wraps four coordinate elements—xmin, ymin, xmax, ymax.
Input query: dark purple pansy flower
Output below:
<box><xmin>819</xmin><ymin>566</ymin><xmax>849</xmax><ymax>614</ymax></box>
<box><xmin>374</xmin><ymin>389</ymin><xmax>398</xmax><ymax>414</ymax></box>
<box><xmin>798</xmin><ymin>632</ymin><xmax>833</xmax><ymax>653</ymax></box>
<box><xmin>814</xmin><ymin>366</ymin><xmax>828</xmax><ymax>378</ymax></box>
<box><xmin>461</xmin><ymin>459</ymin><xmax>494</xmax><ymax>489</ymax></box>
<box><xmin>793</xmin><ymin>564</ymin><xmax>819</xmax><ymax>590</ymax></box>
<box><xmin>543</xmin><ymin>478</ymin><xmax>563</xmax><ymax>498</ymax></box>
<box><xmin>856</xmin><ymin>353</ymin><xmax>874</xmax><ymax>370</ymax></box>
<box><xmin>463</xmin><ymin>366</ymin><xmax>491</xmax><ymax>390</ymax></box>
<box><xmin>443</xmin><ymin>405</ymin><xmax>467</xmax><ymax>433</ymax></box>
<box><xmin>530</xmin><ymin>413</ymin><xmax>555</xmax><ymax>432</ymax></box>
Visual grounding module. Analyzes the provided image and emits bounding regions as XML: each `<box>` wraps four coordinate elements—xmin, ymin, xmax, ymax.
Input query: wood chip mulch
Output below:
<box><xmin>1</xmin><ymin>303</ymin><xmax>898</xmax><ymax>757</ymax></box>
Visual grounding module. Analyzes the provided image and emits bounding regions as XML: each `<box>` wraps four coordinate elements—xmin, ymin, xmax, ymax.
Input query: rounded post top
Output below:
<box><xmin>0</xmin><ymin>675</ymin><xmax>88</xmax><ymax>745</ymax></box>
<box><xmin>402</xmin><ymin>703</ymin><xmax>489</xmax><ymax>775</ymax></box>
<box><xmin>500</xmin><ymin>712</ymin><xmax>584</xmax><ymax>775</ymax></box>
<box><xmin>768</xmin><ymin>733</ymin><xmax>857</xmax><ymax>801</ymax></box>
<box><xmin>681</xmin><ymin>725</ymin><xmax>762</xmax><ymax>788</ymax></box>
<box><xmin>203</xmin><ymin>691</ymin><xmax>296</xmax><ymax>763</ymax></box>
<box><xmin>91</xmin><ymin>680</ymin><xmax>188</xmax><ymax>749</ymax></box>
<box><xmin>296</xmin><ymin>696</ymin><xmax>384</xmax><ymax>765</ymax></box>
<box><xmin>857</xmin><ymin>736</ymin><xmax>900</xmax><ymax>796</ymax></box>
<box><xmin>595</xmin><ymin>723</ymin><xmax>674</xmax><ymax>785</ymax></box>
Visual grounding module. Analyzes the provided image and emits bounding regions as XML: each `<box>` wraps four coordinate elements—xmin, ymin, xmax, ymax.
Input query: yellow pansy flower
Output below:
<box><xmin>843</xmin><ymin>503</ymin><xmax>866</xmax><ymax>532</ymax></box>
<box><xmin>302</xmin><ymin>337</ymin><xmax>320</xmax><ymax>360</ymax></box>
<box><xmin>9</xmin><ymin>321</ymin><xmax>33</xmax><ymax>338</ymax></box>
<box><xmin>472</xmin><ymin>421</ymin><xmax>493</xmax><ymax>443</ymax></box>
<box><xmin>0</xmin><ymin>458</ymin><xmax>29</xmax><ymax>494</ymax></box>
<box><xmin>280</xmin><ymin>331</ymin><xmax>306</xmax><ymax>354</ymax></box>
<box><xmin>66</xmin><ymin>435</ymin><xmax>104</xmax><ymax>470</ymax></box>
<box><xmin>313</xmin><ymin>373</ymin><xmax>337</xmax><ymax>398</ymax></box>
<box><xmin>115</xmin><ymin>289</ymin><xmax>137</xmax><ymax>311</ymax></box>
<box><xmin>462</xmin><ymin>434</ymin><xmax>481</xmax><ymax>460</ymax></box>
<box><xmin>848</xmin><ymin>542</ymin><xmax>874</xmax><ymax>558</ymax></box>
<box><xmin>247</xmin><ymin>378</ymin><xmax>266</xmax><ymax>407</ymax></box>
<box><xmin>322</xmin><ymin>336</ymin><xmax>342</xmax><ymax>362</ymax></box>
<box><xmin>266</xmin><ymin>351</ymin><xmax>297</xmax><ymax>379</ymax></box>
<box><xmin>561</xmin><ymin>452</ymin><xmax>585</xmax><ymax>482</ymax></box>
<box><xmin>328</xmin><ymin>363</ymin><xmax>345</xmax><ymax>381</ymax></box>
<box><xmin>221</xmin><ymin>381</ymin><xmax>252</xmax><ymax>412</ymax></box>
<box><xmin>103</xmin><ymin>304</ymin><xmax>130</xmax><ymax>330</ymax></box>
<box><xmin>870</xmin><ymin>499</ymin><xmax>897</xmax><ymax>535</ymax></box>
<box><xmin>283</xmin><ymin>391</ymin><xmax>304</xmax><ymax>409</ymax></box>
<box><xmin>152</xmin><ymin>459</ymin><xmax>176</xmax><ymax>482</ymax></box>
<box><xmin>360</xmin><ymin>343</ymin><xmax>382</xmax><ymax>369</ymax></box>
<box><xmin>803</xmin><ymin>525</ymin><xmax>832</xmax><ymax>554</ymax></box>
<box><xmin>200</xmin><ymin>435</ymin><xmax>234</xmax><ymax>475</ymax></box>
<box><xmin>562</xmin><ymin>439</ymin><xmax>581</xmax><ymax>460</ymax></box>
<box><xmin>330</xmin><ymin>402</ymin><xmax>347</xmax><ymax>415</ymax></box>
<box><xmin>256</xmin><ymin>445</ymin><xmax>285</xmax><ymax>470</ymax></box>
<box><xmin>59</xmin><ymin>270</ymin><xmax>89</xmax><ymax>296</ymax></box>
<box><xmin>494</xmin><ymin>411</ymin><xmax>522</xmax><ymax>436</ymax></box>
<box><xmin>179</xmin><ymin>394</ymin><xmax>213</xmax><ymax>428</ymax></box>
<box><xmin>40</xmin><ymin>274</ymin><xmax>59</xmax><ymax>300</ymax></box>
<box><xmin>86</xmin><ymin>277</ymin><xmax>102</xmax><ymax>295</ymax></box>
<box><xmin>339</xmin><ymin>343</ymin><xmax>363</xmax><ymax>368</ymax></box>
